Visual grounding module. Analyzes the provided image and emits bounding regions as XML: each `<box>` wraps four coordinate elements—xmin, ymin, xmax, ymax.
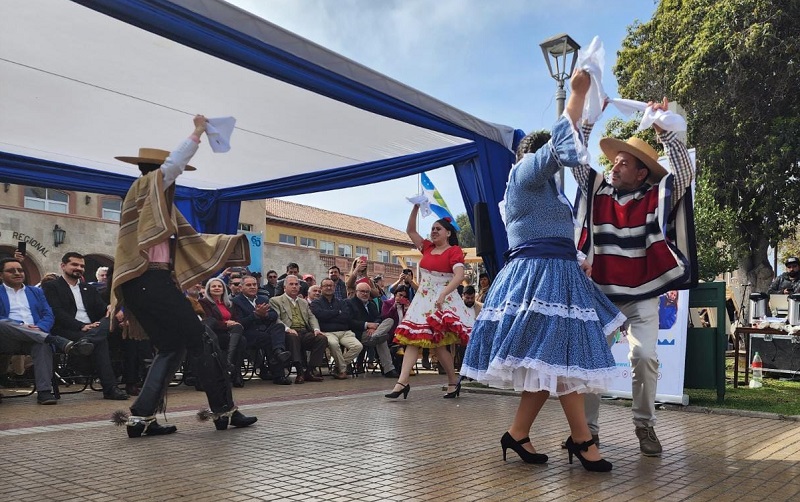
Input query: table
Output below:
<box><xmin>732</xmin><ymin>326</ymin><xmax>785</xmax><ymax>388</ymax></box>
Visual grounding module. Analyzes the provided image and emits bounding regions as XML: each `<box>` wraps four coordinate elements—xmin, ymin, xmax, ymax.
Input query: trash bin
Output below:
<box><xmin>685</xmin><ymin>282</ymin><xmax>726</xmax><ymax>403</ymax></box>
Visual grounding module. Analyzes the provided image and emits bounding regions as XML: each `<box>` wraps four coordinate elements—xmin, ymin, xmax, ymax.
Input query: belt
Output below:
<box><xmin>147</xmin><ymin>263</ymin><xmax>171</xmax><ymax>271</ymax></box>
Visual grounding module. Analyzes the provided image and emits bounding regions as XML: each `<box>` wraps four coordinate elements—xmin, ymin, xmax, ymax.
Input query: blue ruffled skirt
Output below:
<box><xmin>461</xmin><ymin>256</ymin><xmax>624</xmax><ymax>395</ymax></box>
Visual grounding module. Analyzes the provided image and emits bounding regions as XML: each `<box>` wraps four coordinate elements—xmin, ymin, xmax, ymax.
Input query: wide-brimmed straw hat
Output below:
<box><xmin>115</xmin><ymin>148</ymin><xmax>196</xmax><ymax>171</ymax></box>
<box><xmin>599</xmin><ymin>137</ymin><xmax>666</xmax><ymax>183</ymax></box>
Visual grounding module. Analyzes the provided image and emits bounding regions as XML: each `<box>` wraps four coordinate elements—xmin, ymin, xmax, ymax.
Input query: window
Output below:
<box><xmin>278</xmin><ymin>233</ymin><xmax>296</xmax><ymax>245</ymax></box>
<box><xmin>377</xmin><ymin>250</ymin><xmax>390</xmax><ymax>263</ymax></box>
<box><xmin>24</xmin><ymin>187</ymin><xmax>68</xmax><ymax>213</ymax></box>
<box><xmin>355</xmin><ymin>246</ymin><xmax>369</xmax><ymax>258</ymax></box>
<box><xmin>238</xmin><ymin>223</ymin><xmax>253</xmax><ymax>232</ymax></box>
<box><xmin>319</xmin><ymin>240</ymin><xmax>334</xmax><ymax>255</ymax></box>
<box><xmin>392</xmin><ymin>255</ymin><xmax>401</xmax><ymax>265</ymax></box>
<box><xmin>338</xmin><ymin>244</ymin><xmax>352</xmax><ymax>258</ymax></box>
<box><xmin>101</xmin><ymin>198</ymin><xmax>122</xmax><ymax>221</ymax></box>
<box><xmin>300</xmin><ymin>237</ymin><xmax>317</xmax><ymax>248</ymax></box>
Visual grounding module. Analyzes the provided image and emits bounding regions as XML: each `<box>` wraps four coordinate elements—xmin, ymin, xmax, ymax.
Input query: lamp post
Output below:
<box><xmin>539</xmin><ymin>33</ymin><xmax>581</xmax><ymax>117</ymax></box>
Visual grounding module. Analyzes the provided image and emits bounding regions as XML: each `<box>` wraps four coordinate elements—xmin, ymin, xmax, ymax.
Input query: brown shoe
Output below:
<box><xmin>303</xmin><ymin>371</ymin><xmax>324</xmax><ymax>382</ymax></box>
<box><xmin>294</xmin><ymin>374</ymin><xmax>305</xmax><ymax>384</ymax></box>
<box><xmin>333</xmin><ymin>371</ymin><xmax>348</xmax><ymax>380</ymax></box>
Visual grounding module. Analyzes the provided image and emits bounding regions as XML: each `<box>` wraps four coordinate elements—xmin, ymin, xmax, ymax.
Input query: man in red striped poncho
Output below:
<box><xmin>573</xmin><ymin>98</ymin><xmax>696</xmax><ymax>457</ymax></box>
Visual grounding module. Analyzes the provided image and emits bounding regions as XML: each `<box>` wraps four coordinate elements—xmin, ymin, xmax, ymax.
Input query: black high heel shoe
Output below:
<box><xmin>564</xmin><ymin>436</ymin><xmax>612</xmax><ymax>472</ymax></box>
<box><xmin>385</xmin><ymin>382</ymin><xmax>410</xmax><ymax>399</ymax></box>
<box><xmin>443</xmin><ymin>379</ymin><xmax>462</xmax><ymax>399</ymax></box>
<box><xmin>500</xmin><ymin>432</ymin><xmax>548</xmax><ymax>464</ymax></box>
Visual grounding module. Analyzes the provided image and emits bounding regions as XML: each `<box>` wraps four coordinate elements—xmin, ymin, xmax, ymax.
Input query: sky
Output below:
<box><xmin>228</xmin><ymin>0</ymin><xmax>659</xmax><ymax>232</ymax></box>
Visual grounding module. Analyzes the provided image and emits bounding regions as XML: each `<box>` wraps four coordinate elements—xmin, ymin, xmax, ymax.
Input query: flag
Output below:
<box><xmin>406</xmin><ymin>172</ymin><xmax>460</xmax><ymax>231</ymax></box>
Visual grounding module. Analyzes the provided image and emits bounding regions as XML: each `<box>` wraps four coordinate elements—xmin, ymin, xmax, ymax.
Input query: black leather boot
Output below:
<box><xmin>192</xmin><ymin>327</ymin><xmax>256</xmax><ymax>430</ymax></box>
<box><xmin>227</xmin><ymin>329</ymin><xmax>245</xmax><ymax>388</ymax></box>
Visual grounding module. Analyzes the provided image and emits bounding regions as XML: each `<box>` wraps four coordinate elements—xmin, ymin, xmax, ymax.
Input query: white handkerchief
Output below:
<box><xmin>206</xmin><ymin>116</ymin><xmax>236</xmax><ymax>153</ymax></box>
<box><xmin>406</xmin><ymin>194</ymin><xmax>432</xmax><ymax>217</ymax></box>
<box><xmin>607</xmin><ymin>99</ymin><xmax>687</xmax><ymax>132</ymax></box>
<box><xmin>575</xmin><ymin>36</ymin><xmax>608</xmax><ymax>124</ymax></box>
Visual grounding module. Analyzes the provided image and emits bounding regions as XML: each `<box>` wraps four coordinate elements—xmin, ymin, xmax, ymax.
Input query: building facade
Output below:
<box><xmin>0</xmin><ymin>183</ymin><xmax>412</xmax><ymax>288</ymax></box>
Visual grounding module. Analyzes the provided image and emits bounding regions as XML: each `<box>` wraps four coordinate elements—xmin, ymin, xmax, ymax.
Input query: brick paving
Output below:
<box><xmin>1</xmin><ymin>372</ymin><xmax>800</xmax><ymax>501</ymax></box>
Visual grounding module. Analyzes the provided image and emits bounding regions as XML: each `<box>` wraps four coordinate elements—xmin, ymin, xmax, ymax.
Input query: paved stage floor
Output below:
<box><xmin>1</xmin><ymin>372</ymin><xmax>799</xmax><ymax>501</ymax></box>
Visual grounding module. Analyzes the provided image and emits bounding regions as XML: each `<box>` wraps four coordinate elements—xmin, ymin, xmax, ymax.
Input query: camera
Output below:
<box><xmin>403</xmin><ymin>268</ymin><xmax>412</xmax><ymax>275</ymax></box>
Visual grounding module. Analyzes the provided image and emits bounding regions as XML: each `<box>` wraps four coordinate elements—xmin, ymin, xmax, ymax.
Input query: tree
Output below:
<box><xmin>614</xmin><ymin>0</ymin><xmax>800</xmax><ymax>291</ymax></box>
<box><xmin>456</xmin><ymin>212</ymin><xmax>475</xmax><ymax>248</ymax></box>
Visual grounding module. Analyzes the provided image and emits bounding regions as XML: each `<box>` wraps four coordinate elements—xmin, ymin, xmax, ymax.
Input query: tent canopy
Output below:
<box><xmin>0</xmin><ymin>0</ymin><xmax>522</xmax><ymax>274</ymax></box>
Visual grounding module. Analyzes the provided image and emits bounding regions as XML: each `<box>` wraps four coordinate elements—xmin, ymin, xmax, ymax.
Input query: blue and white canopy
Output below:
<box><xmin>0</xmin><ymin>0</ymin><xmax>523</xmax><ymax>274</ymax></box>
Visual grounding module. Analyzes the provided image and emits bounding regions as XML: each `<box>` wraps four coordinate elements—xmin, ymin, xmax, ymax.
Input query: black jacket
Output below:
<box><xmin>42</xmin><ymin>277</ymin><xmax>107</xmax><ymax>335</ymax></box>
<box><xmin>310</xmin><ymin>296</ymin><xmax>351</xmax><ymax>332</ymax></box>
<box><xmin>346</xmin><ymin>297</ymin><xmax>382</xmax><ymax>339</ymax></box>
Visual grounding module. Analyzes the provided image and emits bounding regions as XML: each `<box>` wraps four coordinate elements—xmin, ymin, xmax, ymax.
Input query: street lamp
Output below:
<box><xmin>539</xmin><ymin>33</ymin><xmax>581</xmax><ymax>116</ymax></box>
<box><xmin>53</xmin><ymin>224</ymin><xmax>66</xmax><ymax>247</ymax></box>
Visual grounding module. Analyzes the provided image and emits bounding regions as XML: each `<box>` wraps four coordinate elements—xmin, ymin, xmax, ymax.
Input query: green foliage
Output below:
<box><xmin>615</xmin><ymin>0</ymin><xmax>800</xmax><ymax>281</ymax></box>
<box><xmin>693</xmin><ymin>175</ymin><xmax>741</xmax><ymax>280</ymax></box>
<box><xmin>456</xmin><ymin>212</ymin><xmax>475</xmax><ymax>248</ymax></box>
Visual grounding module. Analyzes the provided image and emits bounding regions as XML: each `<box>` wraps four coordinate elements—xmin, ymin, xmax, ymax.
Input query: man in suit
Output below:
<box><xmin>346</xmin><ymin>280</ymin><xmax>398</xmax><ymax>378</ymax></box>
<box><xmin>231</xmin><ymin>275</ymin><xmax>293</xmax><ymax>385</ymax></box>
<box><xmin>269</xmin><ymin>275</ymin><xmax>327</xmax><ymax>383</ymax></box>
<box><xmin>42</xmin><ymin>252</ymin><xmax>129</xmax><ymax>400</ymax></box>
<box><xmin>1</xmin><ymin>257</ymin><xmax>93</xmax><ymax>404</ymax></box>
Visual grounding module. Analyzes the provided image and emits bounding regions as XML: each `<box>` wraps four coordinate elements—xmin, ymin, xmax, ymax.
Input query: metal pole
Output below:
<box><xmin>555</xmin><ymin>80</ymin><xmax>566</xmax><ymax>116</ymax></box>
<box><xmin>555</xmin><ymin>79</ymin><xmax>566</xmax><ymax>186</ymax></box>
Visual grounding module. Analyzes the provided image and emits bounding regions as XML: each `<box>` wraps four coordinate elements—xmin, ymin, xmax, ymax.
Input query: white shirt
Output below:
<box><xmin>69</xmin><ymin>282</ymin><xmax>92</xmax><ymax>324</ymax></box>
<box><xmin>3</xmin><ymin>283</ymin><xmax>34</xmax><ymax>325</ymax></box>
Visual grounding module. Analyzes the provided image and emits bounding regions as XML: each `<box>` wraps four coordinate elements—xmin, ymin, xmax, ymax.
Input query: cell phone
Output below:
<box><xmin>17</xmin><ymin>241</ymin><xmax>26</xmax><ymax>256</ymax></box>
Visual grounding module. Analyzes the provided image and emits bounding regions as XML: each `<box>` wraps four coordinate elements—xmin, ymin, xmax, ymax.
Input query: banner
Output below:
<box><xmin>605</xmin><ymin>290</ymin><xmax>689</xmax><ymax>405</ymax></box>
<box><xmin>241</xmin><ymin>231</ymin><xmax>263</xmax><ymax>275</ymax></box>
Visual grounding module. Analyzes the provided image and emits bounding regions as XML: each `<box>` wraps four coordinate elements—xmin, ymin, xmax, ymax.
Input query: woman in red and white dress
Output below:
<box><xmin>385</xmin><ymin>204</ymin><xmax>473</xmax><ymax>400</ymax></box>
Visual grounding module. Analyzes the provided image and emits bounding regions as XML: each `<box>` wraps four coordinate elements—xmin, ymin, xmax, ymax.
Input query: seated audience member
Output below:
<box><xmin>347</xmin><ymin>282</ymin><xmax>398</xmax><ymax>378</ymax></box>
<box><xmin>199</xmin><ymin>278</ymin><xmax>246</xmax><ymax>387</ymax></box>
<box><xmin>381</xmin><ymin>285</ymin><xmax>411</xmax><ymax>330</ymax></box>
<box><xmin>328</xmin><ymin>266</ymin><xmax>348</xmax><ymax>300</ymax></box>
<box><xmin>259</xmin><ymin>270</ymin><xmax>279</xmax><ymax>298</ymax></box>
<box><xmin>1</xmin><ymin>257</ymin><xmax>93</xmax><ymax>405</ymax></box>
<box><xmin>477</xmin><ymin>272</ymin><xmax>491</xmax><ymax>303</ymax></box>
<box><xmin>276</xmin><ymin>263</ymin><xmax>309</xmax><ymax>298</ymax></box>
<box><xmin>89</xmin><ymin>266</ymin><xmax>109</xmax><ymax>293</ymax></box>
<box><xmin>389</xmin><ymin>268</ymin><xmax>418</xmax><ymax>302</ymax></box>
<box><xmin>380</xmin><ymin>285</ymin><xmax>411</xmax><ymax>367</ymax></box>
<box><xmin>303</xmin><ymin>274</ymin><xmax>316</xmax><ymax>288</ymax></box>
<box><xmin>306</xmin><ymin>285</ymin><xmax>321</xmax><ymax>303</ymax></box>
<box><xmin>768</xmin><ymin>256</ymin><xmax>800</xmax><ymax>294</ymax></box>
<box><xmin>228</xmin><ymin>272</ymin><xmax>244</xmax><ymax>298</ymax></box>
<box><xmin>269</xmin><ymin>275</ymin><xmax>327</xmax><ymax>383</ymax></box>
<box><xmin>311</xmin><ymin>278</ymin><xmax>363</xmax><ymax>379</ymax></box>
<box><xmin>42</xmin><ymin>252</ymin><xmax>129</xmax><ymax>400</ymax></box>
<box><xmin>232</xmin><ymin>275</ymin><xmax>292</xmax><ymax>385</ymax></box>
<box><xmin>37</xmin><ymin>273</ymin><xmax>59</xmax><ymax>287</ymax></box>
<box><xmin>346</xmin><ymin>256</ymin><xmax>378</xmax><ymax>298</ymax></box>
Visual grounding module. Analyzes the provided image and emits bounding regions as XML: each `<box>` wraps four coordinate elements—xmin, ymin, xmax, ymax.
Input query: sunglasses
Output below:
<box><xmin>231</xmin><ymin>282</ymin><xmax>241</xmax><ymax>286</ymax></box>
